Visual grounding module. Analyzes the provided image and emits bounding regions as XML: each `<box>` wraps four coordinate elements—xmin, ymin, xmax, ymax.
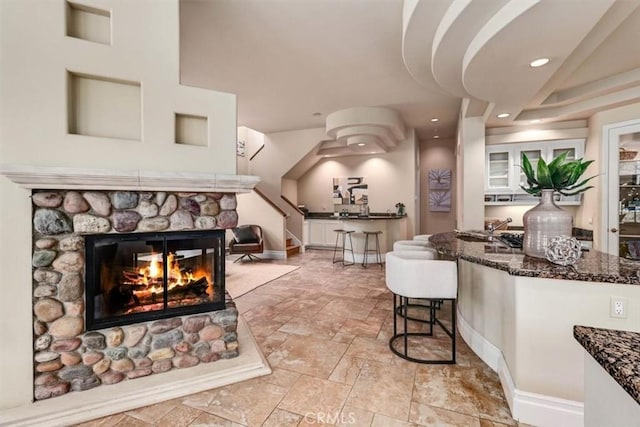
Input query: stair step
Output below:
<box><xmin>286</xmin><ymin>244</ymin><xmax>300</xmax><ymax>257</ymax></box>
<box><xmin>286</xmin><ymin>238</ymin><xmax>293</xmax><ymax>246</ymax></box>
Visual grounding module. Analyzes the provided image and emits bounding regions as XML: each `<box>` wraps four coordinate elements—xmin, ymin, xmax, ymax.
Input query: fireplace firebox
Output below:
<box><xmin>85</xmin><ymin>230</ymin><xmax>225</xmax><ymax>330</ymax></box>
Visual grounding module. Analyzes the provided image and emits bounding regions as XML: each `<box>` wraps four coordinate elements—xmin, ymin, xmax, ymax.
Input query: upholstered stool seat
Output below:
<box><xmin>385</xmin><ymin>251</ymin><xmax>458</xmax><ymax>364</ymax></box>
<box><xmin>332</xmin><ymin>229</ymin><xmax>355</xmax><ymax>266</ymax></box>
<box><xmin>392</xmin><ymin>239</ymin><xmax>437</xmax><ymax>256</ymax></box>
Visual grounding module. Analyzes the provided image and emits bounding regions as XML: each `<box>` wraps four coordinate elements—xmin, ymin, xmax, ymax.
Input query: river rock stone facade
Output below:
<box><xmin>31</xmin><ymin>190</ymin><xmax>240</xmax><ymax>401</ymax></box>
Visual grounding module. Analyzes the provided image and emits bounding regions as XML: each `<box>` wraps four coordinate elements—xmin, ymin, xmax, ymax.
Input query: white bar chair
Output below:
<box><xmin>385</xmin><ymin>251</ymin><xmax>458</xmax><ymax>364</ymax></box>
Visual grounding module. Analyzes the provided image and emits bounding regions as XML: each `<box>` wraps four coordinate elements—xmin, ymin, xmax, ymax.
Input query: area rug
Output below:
<box><xmin>225</xmin><ymin>261</ymin><xmax>299</xmax><ymax>298</ymax></box>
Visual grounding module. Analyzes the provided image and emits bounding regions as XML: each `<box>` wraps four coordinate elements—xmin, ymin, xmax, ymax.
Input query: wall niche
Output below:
<box><xmin>66</xmin><ymin>2</ymin><xmax>111</xmax><ymax>45</ymax></box>
<box><xmin>175</xmin><ymin>113</ymin><xmax>208</xmax><ymax>147</ymax></box>
<box><xmin>68</xmin><ymin>72</ymin><xmax>141</xmax><ymax>141</ymax></box>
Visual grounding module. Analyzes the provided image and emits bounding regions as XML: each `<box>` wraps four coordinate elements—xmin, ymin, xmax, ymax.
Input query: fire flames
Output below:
<box><xmin>117</xmin><ymin>252</ymin><xmax>211</xmax><ymax>308</ymax></box>
<box><xmin>137</xmin><ymin>252</ymin><xmax>201</xmax><ymax>293</ymax></box>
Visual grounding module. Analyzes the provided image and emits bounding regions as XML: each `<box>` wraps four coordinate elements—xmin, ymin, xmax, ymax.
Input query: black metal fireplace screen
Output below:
<box><xmin>85</xmin><ymin>230</ymin><xmax>225</xmax><ymax>330</ymax></box>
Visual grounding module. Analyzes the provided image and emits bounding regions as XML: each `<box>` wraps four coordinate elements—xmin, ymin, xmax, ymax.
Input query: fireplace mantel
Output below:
<box><xmin>0</xmin><ymin>164</ymin><xmax>259</xmax><ymax>192</ymax></box>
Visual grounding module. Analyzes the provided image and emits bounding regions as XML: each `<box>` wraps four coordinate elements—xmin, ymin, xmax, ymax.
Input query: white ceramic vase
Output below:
<box><xmin>523</xmin><ymin>189</ymin><xmax>573</xmax><ymax>258</ymax></box>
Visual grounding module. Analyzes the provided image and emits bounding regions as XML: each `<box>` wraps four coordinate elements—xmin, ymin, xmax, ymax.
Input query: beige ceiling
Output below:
<box><xmin>180</xmin><ymin>0</ymin><xmax>640</xmax><ymax>143</ymax></box>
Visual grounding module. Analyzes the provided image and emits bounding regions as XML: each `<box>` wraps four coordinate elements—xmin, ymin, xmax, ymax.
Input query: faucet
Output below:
<box><xmin>487</xmin><ymin>217</ymin><xmax>512</xmax><ymax>236</ymax></box>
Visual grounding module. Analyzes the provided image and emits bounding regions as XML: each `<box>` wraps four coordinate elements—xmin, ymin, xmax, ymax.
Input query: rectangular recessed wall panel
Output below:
<box><xmin>66</xmin><ymin>2</ymin><xmax>111</xmax><ymax>45</ymax></box>
<box><xmin>175</xmin><ymin>114</ymin><xmax>208</xmax><ymax>146</ymax></box>
<box><xmin>68</xmin><ymin>73</ymin><xmax>141</xmax><ymax>140</ymax></box>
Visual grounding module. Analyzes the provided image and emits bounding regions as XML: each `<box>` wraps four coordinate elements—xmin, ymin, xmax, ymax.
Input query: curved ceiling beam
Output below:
<box><xmin>462</xmin><ymin>0</ymin><xmax>615</xmax><ymax>113</ymax></box>
<box><xmin>401</xmin><ymin>0</ymin><xmax>454</xmax><ymax>92</ymax></box>
<box><xmin>326</xmin><ymin>107</ymin><xmax>406</xmax><ymax>153</ymax></box>
<box><xmin>431</xmin><ymin>0</ymin><xmax>507</xmax><ymax>98</ymax></box>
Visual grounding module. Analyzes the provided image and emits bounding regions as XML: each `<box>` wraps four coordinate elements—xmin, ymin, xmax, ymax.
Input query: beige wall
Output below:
<box><xmin>419</xmin><ymin>138</ymin><xmax>456</xmax><ymax>234</ymax></box>
<box><xmin>457</xmin><ymin>116</ymin><xmax>485</xmax><ymax>230</ymax></box>
<box><xmin>236</xmin><ymin>192</ymin><xmax>286</xmax><ymax>253</ymax></box>
<box><xmin>297</xmin><ymin>132</ymin><xmax>418</xmax><ymax>236</ymax></box>
<box><xmin>0</xmin><ymin>0</ymin><xmax>236</xmax><ymax>410</ymax></box>
<box><xmin>249</xmin><ymin>128</ymin><xmax>326</xmax><ymax>201</ymax></box>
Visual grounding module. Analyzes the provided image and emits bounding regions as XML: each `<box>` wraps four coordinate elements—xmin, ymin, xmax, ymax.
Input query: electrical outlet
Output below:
<box><xmin>610</xmin><ymin>296</ymin><xmax>628</xmax><ymax>319</ymax></box>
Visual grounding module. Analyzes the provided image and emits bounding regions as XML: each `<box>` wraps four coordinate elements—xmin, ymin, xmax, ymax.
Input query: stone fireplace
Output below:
<box><xmin>0</xmin><ymin>166</ymin><xmax>269</xmax><ymax>425</ymax></box>
<box><xmin>31</xmin><ymin>189</ymin><xmax>241</xmax><ymax>401</ymax></box>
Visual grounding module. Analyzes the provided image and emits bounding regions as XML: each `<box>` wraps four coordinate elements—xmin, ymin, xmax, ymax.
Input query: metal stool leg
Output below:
<box><xmin>362</xmin><ymin>233</ymin><xmax>369</xmax><ymax>267</ymax></box>
<box><xmin>344</xmin><ymin>232</ymin><xmax>355</xmax><ymax>265</ymax></box>
<box><xmin>332</xmin><ymin>231</ymin><xmax>341</xmax><ymax>264</ymax></box>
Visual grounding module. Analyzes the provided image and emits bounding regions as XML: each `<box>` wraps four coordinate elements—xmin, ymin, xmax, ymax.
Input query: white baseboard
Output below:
<box><xmin>457</xmin><ymin>309</ymin><xmax>584</xmax><ymax>427</ymax></box>
<box><xmin>456</xmin><ymin>309</ymin><xmax>501</xmax><ymax>371</ymax></box>
<box><xmin>0</xmin><ymin>317</ymin><xmax>271</xmax><ymax>427</ymax></box>
<box><xmin>262</xmin><ymin>250</ymin><xmax>286</xmax><ymax>260</ymax></box>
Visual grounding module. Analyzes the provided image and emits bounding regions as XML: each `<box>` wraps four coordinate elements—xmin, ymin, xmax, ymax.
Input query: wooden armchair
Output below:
<box><xmin>229</xmin><ymin>225</ymin><xmax>263</xmax><ymax>262</ymax></box>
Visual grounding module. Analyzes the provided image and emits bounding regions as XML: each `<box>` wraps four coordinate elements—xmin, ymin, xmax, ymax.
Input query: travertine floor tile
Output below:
<box><xmin>278</xmin><ymin>375</ymin><xmax>351</xmax><ymax>418</ymax></box>
<box><xmin>181</xmin><ymin>379</ymin><xmax>288</xmax><ymax>426</ymax></box>
<box><xmin>74</xmin><ymin>413</ymin><xmax>127</xmax><ymax>427</ymax></box>
<box><xmin>112</xmin><ymin>416</ymin><xmax>151</xmax><ymax>427</ymax></box>
<box><xmin>154</xmin><ymin>404</ymin><xmax>203</xmax><ymax>427</ymax></box>
<box><xmin>328</xmin><ymin>355</ymin><xmax>367</xmax><ymax>385</ymax></box>
<box><xmin>370</xmin><ymin>413</ymin><xmax>419</xmax><ymax>427</ymax></box>
<box><xmin>261</xmin><ymin>408</ymin><xmax>302</xmax><ymax>427</ymax></box>
<box><xmin>188</xmin><ymin>412</ymin><xmax>244</xmax><ymax>426</ymax></box>
<box><xmin>337</xmin><ymin>405</ymin><xmax>374</xmax><ymax>426</ymax></box>
<box><xmin>267</xmin><ymin>334</ymin><xmax>348</xmax><ymax>378</ymax></box>
<box><xmin>410</xmin><ymin>401</ymin><xmax>481</xmax><ymax>426</ymax></box>
<box><xmin>278</xmin><ymin>315</ymin><xmax>345</xmax><ymax>338</ymax></box>
<box><xmin>344</xmin><ymin>336</ymin><xmax>396</xmax><ymax>364</ymax></box>
<box><xmin>345</xmin><ymin>360</ymin><xmax>416</xmax><ymax>420</ymax></box>
<box><xmin>125</xmin><ymin>398</ymin><xmax>180</xmax><ymax>423</ymax></box>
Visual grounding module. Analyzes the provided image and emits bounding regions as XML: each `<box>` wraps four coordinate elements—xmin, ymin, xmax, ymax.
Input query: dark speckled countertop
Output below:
<box><xmin>429</xmin><ymin>232</ymin><xmax>640</xmax><ymax>285</ymax></box>
<box><xmin>574</xmin><ymin>325</ymin><xmax>640</xmax><ymax>404</ymax></box>
<box><xmin>306</xmin><ymin>212</ymin><xmax>406</xmax><ymax>220</ymax></box>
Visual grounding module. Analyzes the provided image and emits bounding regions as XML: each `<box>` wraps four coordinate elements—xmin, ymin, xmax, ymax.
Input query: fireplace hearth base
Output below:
<box><xmin>2</xmin><ymin>317</ymin><xmax>270</xmax><ymax>426</ymax></box>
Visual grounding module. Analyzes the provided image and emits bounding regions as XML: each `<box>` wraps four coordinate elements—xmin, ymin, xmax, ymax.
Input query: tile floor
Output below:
<box><xmin>77</xmin><ymin>250</ymin><xmax>528</xmax><ymax>427</ymax></box>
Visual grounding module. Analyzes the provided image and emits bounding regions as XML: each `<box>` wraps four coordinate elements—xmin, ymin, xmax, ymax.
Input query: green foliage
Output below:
<box><xmin>520</xmin><ymin>152</ymin><xmax>596</xmax><ymax>196</ymax></box>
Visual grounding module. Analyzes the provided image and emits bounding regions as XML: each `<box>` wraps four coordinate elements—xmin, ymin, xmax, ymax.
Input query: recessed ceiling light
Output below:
<box><xmin>497</xmin><ymin>113</ymin><xmax>510</xmax><ymax>119</ymax></box>
<box><xmin>357</xmin><ymin>143</ymin><xmax>365</xmax><ymax>146</ymax></box>
<box><xmin>430</xmin><ymin>118</ymin><xmax>439</xmax><ymax>122</ymax></box>
<box><xmin>530</xmin><ymin>119</ymin><xmax>541</xmax><ymax>124</ymax></box>
<box><xmin>433</xmin><ymin>135</ymin><xmax>440</xmax><ymax>139</ymax></box>
<box><xmin>312</xmin><ymin>112</ymin><xmax>322</xmax><ymax>116</ymax></box>
<box><xmin>529</xmin><ymin>58</ymin><xmax>550</xmax><ymax>68</ymax></box>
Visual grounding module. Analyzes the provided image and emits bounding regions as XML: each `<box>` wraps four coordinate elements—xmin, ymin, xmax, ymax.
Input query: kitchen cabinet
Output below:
<box><xmin>307</xmin><ymin>219</ymin><xmax>342</xmax><ymax>247</ymax></box>
<box><xmin>485</xmin><ymin>139</ymin><xmax>584</xmax><ymax>205</ymax></box>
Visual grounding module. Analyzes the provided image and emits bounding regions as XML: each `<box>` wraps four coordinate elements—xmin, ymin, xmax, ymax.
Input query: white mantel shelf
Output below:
<box><xmin>0</xmin><ymin>164</ymin><xmax>260</xmax><ymax>193</ymax></box>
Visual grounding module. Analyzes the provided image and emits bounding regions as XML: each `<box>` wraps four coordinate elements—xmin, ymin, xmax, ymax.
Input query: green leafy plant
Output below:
<box><xmin>520</xmin><ymin>152</ymin><xmax>596</xmax><ymax>196</ymax></box>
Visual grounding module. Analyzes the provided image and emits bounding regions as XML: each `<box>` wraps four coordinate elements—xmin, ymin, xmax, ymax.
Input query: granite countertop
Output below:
<box><xmin>306</xmin><ymin>212</ymin><xmax>406</xmax><ymax>220</ymax></box>
<box><xmin>574</xmin><ymin>325</ymin><xmax>640</xmax><ymax>404</ymax></box>
<box><xmin>429</xmin><ymin>232</ymin><xmax>640</xmax><ymax>285</ymax></box>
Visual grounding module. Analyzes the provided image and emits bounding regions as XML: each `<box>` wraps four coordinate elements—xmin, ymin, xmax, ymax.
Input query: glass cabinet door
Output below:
<box><xmin>618</xmin><ymin>158</ymin><xmax>640</xmax><ymax>259</ymax></box>
<box><xmin>486</xmin><ymin>150</ymin><xmax>512</xmax><ymax>190</ymax></box>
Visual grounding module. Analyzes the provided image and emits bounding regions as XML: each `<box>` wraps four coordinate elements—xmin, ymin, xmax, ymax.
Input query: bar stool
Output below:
<box><xmin>332</xmin><ymin>229</ymin><xmax>355</xmax><ymax>266</ymax></box>
<box><xmin>385</xmin><ymin>251</ymin><xmax>458</xmax><ymax>364</ymax></box>
<box><xmin>362</xmin><ymin>230</ymin><xmax>383</xmax><ymax>268</ymax></box>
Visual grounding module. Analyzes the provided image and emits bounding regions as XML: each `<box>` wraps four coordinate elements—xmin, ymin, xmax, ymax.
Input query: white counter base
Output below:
<box><xmin>458</xmin><ymin>310</ymin><xmax>584</xmax><ymax>427</ymax></box>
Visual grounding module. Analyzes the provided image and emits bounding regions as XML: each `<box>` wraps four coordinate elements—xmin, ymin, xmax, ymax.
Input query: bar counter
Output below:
<box><xmin>429</xmin><ymin>231</ymin><xmax>640</xmax><ymax>285</ymax></box>
<box><xmin>426</xmin><ymin>232</ymin><xmax>640</xmax><ymax>427</ymax></box>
